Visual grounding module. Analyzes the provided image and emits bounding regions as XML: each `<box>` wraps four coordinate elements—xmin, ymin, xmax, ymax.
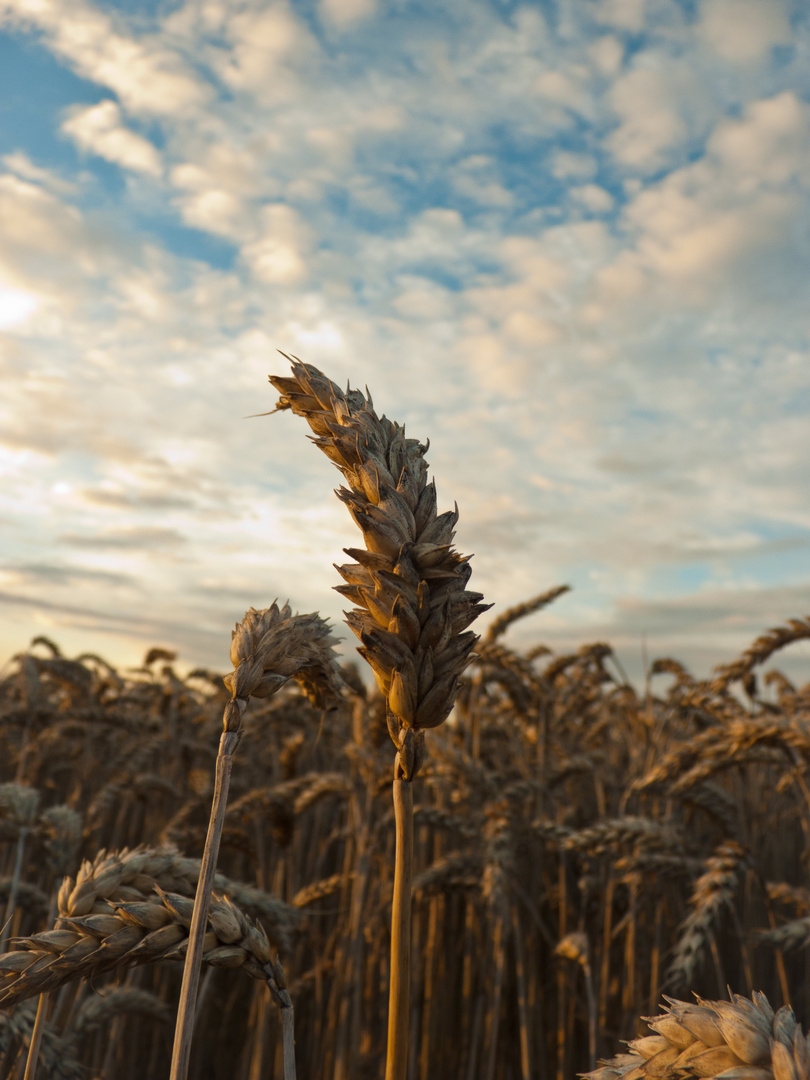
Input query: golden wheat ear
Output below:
<box><xmin>580</xmin><ymin>990</ymin><xmax>810</xmax><ymax>1079</ymax></box>
<box><xmin>268</xmin><ymin>357</ymin><xmax>491</xmax><ymax>775</ymax></box>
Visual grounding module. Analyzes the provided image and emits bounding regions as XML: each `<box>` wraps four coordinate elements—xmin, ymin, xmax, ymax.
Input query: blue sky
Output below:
<box><xmin>1</xmin><ymin>0</ymin><xmax>809</xmax><ymax>687</ymax></box>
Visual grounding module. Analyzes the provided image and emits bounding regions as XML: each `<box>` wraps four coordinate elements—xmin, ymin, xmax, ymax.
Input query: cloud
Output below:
<box><xmin>0</xmin><ymin>0</ymin><xmax>808</xmax><ymax>685</ymax></box>
<box><xmin>606</xmin><ymin>63</ymin><xmax>689</xmax><ymax>171</ymax></box>
<box><xmin>591</xmin><ymin>0</ymin><xmax>647</xmax><ymax>33</ymax></box>
<box><xmin>587</xmin><ymin>90</ymin><xmax>810</xmax><ymax>319</ymax></box>
<box><xmin>697</xmin><ymin>0</ymin><xmax>792</xmax><ymax>63</ymax></box>
<box><xmin>570</xmin><ymin>184</ymin><xmax>614</xmax><ymax>214</ymax></box>
<box><xmin>706</xmin><ymin>91</ymin><xmax>810</xmax><ymax>193</ymax></box>
<box><xmin>241</xmin><ymin>203</ymin><xmax>313</xmax><ymax>285</ymax></box>
<box><xmin>3</xmin><ymin>562</ymin><xmax>133</xmax><ymax>588</ymax></box>
<box><xmin>214</xmin><ymin>2</ymin><xmax>319</xmax><ymax>105</ymax></box>
<box><xmin>2</xmin><ymin>152</ymin><xmax>77</xmax><ymax>196</ymax></box>
<box><xmin>451</xmin><ymin>155</ymin><xmax>513</xmax><ymax>208</ymax></box>
<box><xmin>61</xmin><ymin>100</ymin><xmax>163</xmax><ymax>176</ymax></box>
<box><xmin>0</xmin><ymin>0</ymin><xmax>212</xmax><ymax>115</ymax></box>
<box><xmin>319</xmin><ymin>0</ymin><xmax>377</xmax><ymax>28</ymax></box>
<box><xmin>551</xmin><ymin>151</ymin><xmax>597</xmax><ymax>180</ymax></box>
<box><xmin>59</xmin><ymin>526</ymin><xmax>187</xmax><ymax>549</ymax></box>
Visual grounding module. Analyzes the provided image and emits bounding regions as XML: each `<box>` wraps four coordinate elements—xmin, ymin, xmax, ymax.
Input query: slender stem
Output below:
<box><xmin>280</xmin><ymin>1000</ymin><xmax>297</xmax><ymax>1080</ymax></box>
<box><xmin>385</xmin><ymin>776</ymin><xmax>414</xmax><ymax>1080</ymax></box>
<box><xmin>23</xmin><ymin>991</ymin><xmax>49</xmax><ymax>1080</ymax></box>
<box><xmin>582</xmin><ymin>960</ymin><xmax>597</xmax><ymax>1073</ymax></box>
<box><xmin>170</xmin><ymin>728</ymin><xmax>239</xmax><ymax>1080</ymax></box>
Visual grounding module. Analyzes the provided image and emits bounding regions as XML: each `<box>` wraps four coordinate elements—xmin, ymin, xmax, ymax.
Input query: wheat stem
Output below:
<box><xmin>22</xmin><ymin>991</ymin><xmax>49</xmax><ymax>1080</ymax></box>
<box><xmin>385</xmin><ymin>776</ymin><xmax>414</xmax><ymax>1080</ymax></box>
<box><xmin>169</xmin><ymin>727</ymin><xmax>239</xmax><ymax>1080</ymax></box>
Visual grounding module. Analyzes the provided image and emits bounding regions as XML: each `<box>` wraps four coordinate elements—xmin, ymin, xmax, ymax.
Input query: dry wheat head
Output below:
<box><xmin>268</xmin><ymin>356</ymin><xmax>490</xmax><ymax>778</ymax></box>
<box><xmin>582</xmin><ymin>990</ymin><xmax>810</xmax><ymax>1079</ymax></box>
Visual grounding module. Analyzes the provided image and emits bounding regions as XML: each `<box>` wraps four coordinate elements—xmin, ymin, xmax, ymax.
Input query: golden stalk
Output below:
<box><xmin>268</xmin><ymin>356</ymin><xmax>490</xmax><ymax>1080</ymax></box>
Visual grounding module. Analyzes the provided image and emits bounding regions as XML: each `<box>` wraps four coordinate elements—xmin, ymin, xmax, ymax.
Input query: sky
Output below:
<box><xmin>0</xmin><ymin>0</ymin><xmax>809</xmax><ymax>690</ymax></box>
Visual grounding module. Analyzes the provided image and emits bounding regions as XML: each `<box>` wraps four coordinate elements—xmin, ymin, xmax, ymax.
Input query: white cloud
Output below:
<box><xmin>707</xmin><ymin>91</ymin><xmax>810</xmax><ymax>194</ymax></box>
<box><xmin>607</xmin><ymin>63</ymin><xmax>688</xmax><ymax>170</ymax></box>
<box><xmin>0</xmin><ymin>0</ymin><xmax>808</xmax><ymax>683</ymax></box>
<box><xmin>534</xmin><ymin>67</ymin><xmax>592</xmax><ymax>117</ymax></box>
<box><xmin>0</xmin><ymin>172</ymin><xmax>95</xmax><ymax>294</ymax></box>
<box><xmin>241</xmin><ymin>203</ymin><xmax>313</xmax><ymax>285</ymax></box>
<box><xmin>319</xmin><ymin>0</ymin><xmax>377</xmax><ymax>28</ymax></box>
<box><xmin>176</xmin><ymin>188</ymin><xmax>247</xmax><ymax>239</ymax></box>
<box><xmin>593</xmin><ymin>90</ymin><xmax>810</xmax><ymax>311</ymax></box>
<box><xmin>570</xmin><ymin>183</ymin><xmax>614</xmax><ymax>213</ymax></box>
<box><xmin>216</xmin><ymin>2</ymin><xmax>319</xmax><ymax>104</ymax></box>
<box><xmin>2</xmin><ymin>152</ymin><xmax>77</xmax><ymax>196</ymax></box>
<box><xmin>697</xmin><ymin>0</ymin><xmax>792</xmax><ymax>63</ymax></box>
<box><xmin>591</xmin><ymin>0</ymin><xmax>647</xmax><ymax>32</ymax></box>
<box><xmin>551</xmin><ymin>150</ymin><xmax>597</xmax><ymax>180</ymax></box>
<box><xmin>588</xmin><ymin>34</ymin><xmax>624</xmax><ymax>76</ymax></box>
<box><xmin>451</xmin><ymin>155</ymin><xmax>513</xmax><ymax>208</ymax></box>
<box><xmin>0</xmin><ymin>0</ymin><xmax>211</xmax><ymax>115</ymax></box>
<box><xmin>62</xmin><ymin>101</ymin><xmax>163</xmax><ymax>176</ymax></box>
<box><xmin>391</xmin><ymin>275</ymin><xmax>456</xmax><ymax>321</ymax></box>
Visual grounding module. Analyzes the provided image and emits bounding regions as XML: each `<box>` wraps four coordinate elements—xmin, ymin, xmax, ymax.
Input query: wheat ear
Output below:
<box><xmin>268</xmin><ymin>355</ymin><xmax>489</xmax><ymax>1080</ymax></box>
<box><xmin>581</xmin><ymin>990</ymin><xmax>810</xmax><ymax>1079</ymax></box>
<box><xmin>170</xmin><ymin>601</ymin><xmax>338</xmax><ymax>1080</ymax></box>
<box><xmin>0</xmin><ymin>889</ymin><xmax>284</xmax><ymax>1008</ymax></box>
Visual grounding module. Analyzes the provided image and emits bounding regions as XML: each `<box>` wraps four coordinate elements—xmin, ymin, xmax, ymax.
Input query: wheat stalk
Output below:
<box><xmin>0</xmin><ymin>888</ymin><xmax>284</xmax><ymax>1008</ymax></box>
<box><xmin>170</xmin><ymin>601</ymin><xmax>339</xmax><ymax>1080</ymax></box>
<box><xmin>268</xmin><ymin>355</ymin><xmax>490</xmax><ymax>1080</ymax></box>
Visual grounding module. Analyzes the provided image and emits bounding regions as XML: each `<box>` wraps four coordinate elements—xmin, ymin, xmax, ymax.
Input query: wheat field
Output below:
<box><xmin>1</xmin><ymin>361</ymin><xmax>809</xmax><ymax>1079</ymax></box>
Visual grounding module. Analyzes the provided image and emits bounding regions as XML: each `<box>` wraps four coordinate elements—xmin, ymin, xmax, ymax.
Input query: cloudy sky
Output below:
<box><xmin>1</xmin><ymin>0</ymin><xmax>809</xmax><ymax>688</ymax></box>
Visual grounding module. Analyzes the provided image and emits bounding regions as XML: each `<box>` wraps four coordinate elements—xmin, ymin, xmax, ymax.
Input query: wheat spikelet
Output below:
<box><xmin>413</xmin><ymin>853</ymin><xmax>484</xmax><ymax>897</ymax></box>
<box><xmin>72</xmin><ymin>986</ymin><xmax>172</xmax><ymax>1037</ymax></box>
<box><xmin>679</xmin><ymin>783</ymin><xmax>740</xmax><ymax>839</ymax></box>
<box><xmin>650</xmin><ymin>658</ymin><xmax>695</xmax><ymax>686</ymax></box>
<box><xmin>0</xmin><ymin>999</ymin><xmax>84</xmax><ymax>1079</ymax></box>
<box><xmin>292</xmin><ymin>773</ymin><xmax>353</xmax><ymax>815</ymax></box>
<box><xmin>57</xmin><ymin>846</ymin><xmax>300</xmax><ymax>952</ymax></box>
<box><xmin>483</xmin><ymin>585</ymin><xmax>571</xmax><ymax>644</ymax></box>
<box><xmin>290</xmin><ymin>873</ymin><xmax>349</xmax><ymax>908</ymax></box>
<box><xmin>560</xmin><ymin>816</ymin><xmax>682</xmax><ymax>860</ymax></box>
<box><xmin>666</xmin><ymin>840</ymin><xmax>750</xmax><ymax>992</ymax></box>
<box><xmin>0</xmin><ymin>888</ymin><xmax>281</xmax><ymax>1008</ymax></box>
<box><xmin>758</xmin><ymin>915</ymin><xmax>810</xmax><ymax>951</ymax></box>
<box><xmin>635</xmin><ymin>717</ymin><xmax>810</xmax><ymax>796</ymax></box>
<box><xmin>223</xmin><ymin>600</ymin><xmax>341</xmax><ymax>711</ymax></box>
<box><xmin>711</xmin><ymin>617</ymin><xmax>810</xmax><ymax>694</ymax></box>
<box><xmin>765</xmin><ymin>881</ymin><xmax>810</xmax><ymax>913</ymax></box>
<box><xmin>269</xmin><ymin>356</ymin><xmax>490</xmax><ymax>775</ymax></box>
<box><xmin>581</xmin><ymin>990</ymin><xmax>810</xmax><ymax>1079</ymax></box>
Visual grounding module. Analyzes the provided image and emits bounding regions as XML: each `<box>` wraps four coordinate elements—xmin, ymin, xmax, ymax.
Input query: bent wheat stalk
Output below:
<box><xmin>0</xmin><ymin>889</ymin><xmax>284</xmax><ymax>1008</ymax></box>
<box><xmin>170</xmin><ymin>602</ymin><xmax>339</xmax><ymax>1080</ymax></box>
<box><xmin>268</xmin><ymin>356</ymin><xmax>489</xmax><ymax>1080</ymax></box>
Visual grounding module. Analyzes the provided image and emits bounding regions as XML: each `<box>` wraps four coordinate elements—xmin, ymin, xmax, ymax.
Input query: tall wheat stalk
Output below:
<box><xmin>169</xmin><ymin>602</ymin><xmax>339</xmax><ymax>1080</ymax></box>
<box><xmin>267</xmin><ymin>356</ymin><xmax>489</xmax><ymax>1080</ymax></box>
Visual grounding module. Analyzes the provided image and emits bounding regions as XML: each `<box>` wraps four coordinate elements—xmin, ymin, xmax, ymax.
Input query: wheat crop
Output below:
<box><xmin>1</xmin><ymin>362</ymin><xmax>808</xmax><ymax>1078</ymax></box>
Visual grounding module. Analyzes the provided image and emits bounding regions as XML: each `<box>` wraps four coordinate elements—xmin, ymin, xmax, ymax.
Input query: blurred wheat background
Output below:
<box><xmin>2</xmin><ymin>601</ymin><xmax>809</xmax><ymax>1078</ymax></box>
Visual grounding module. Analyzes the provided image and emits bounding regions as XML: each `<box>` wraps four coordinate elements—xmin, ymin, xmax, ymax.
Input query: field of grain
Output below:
<box><xmin>2</xmin><ymin>361</ymin><xmax>809</xmax><ymax>1079</ymax></box>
